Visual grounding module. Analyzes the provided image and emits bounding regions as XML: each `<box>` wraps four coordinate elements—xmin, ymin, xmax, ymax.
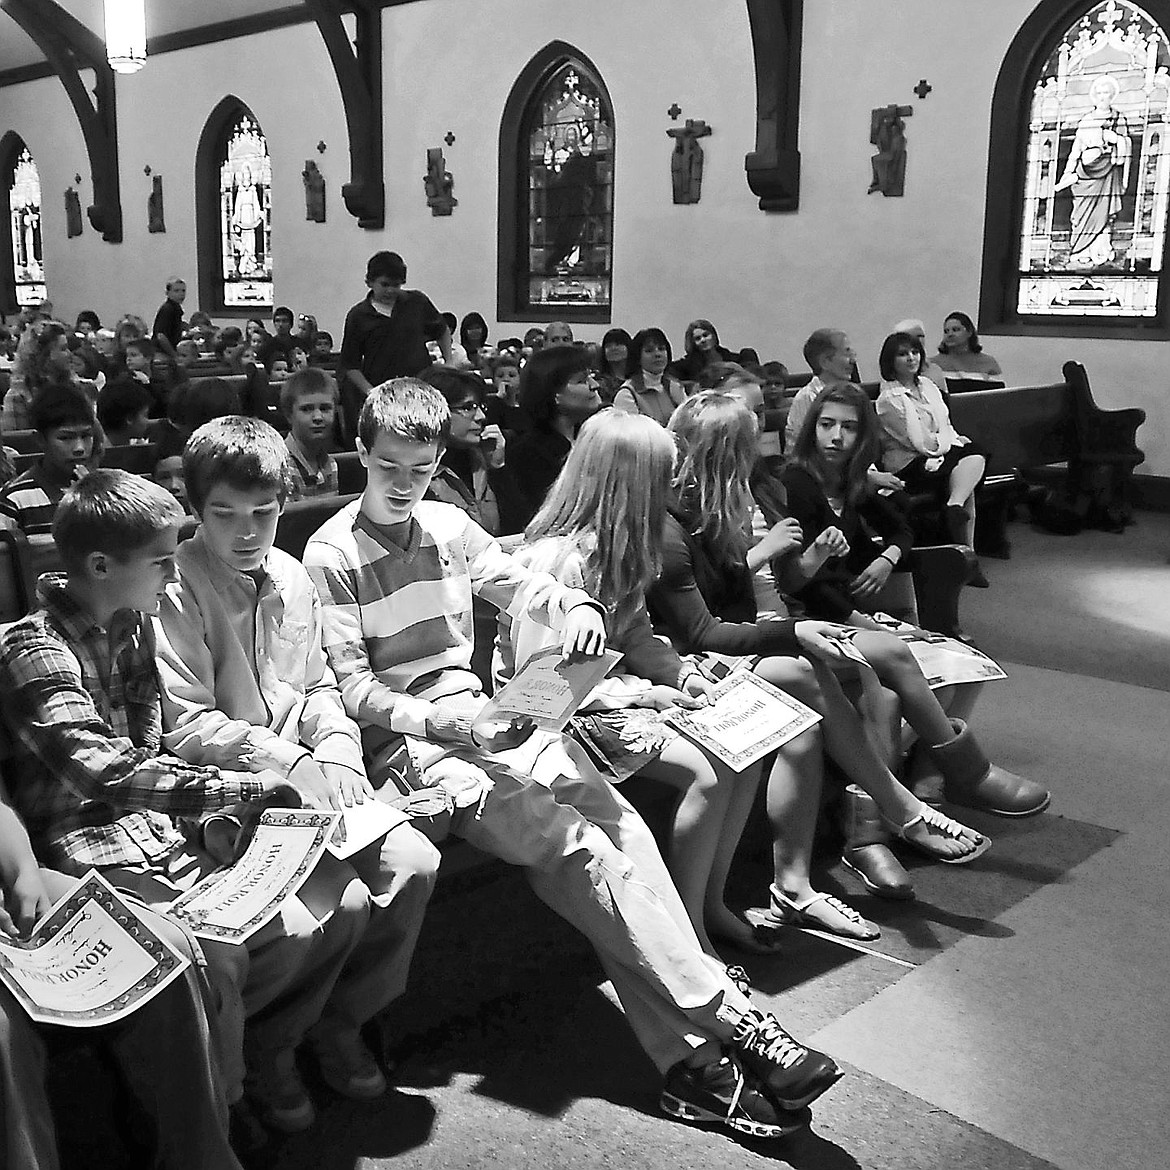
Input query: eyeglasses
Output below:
<box><xmin>450</xmin><ymin>401</ymin><xmax>482</xmax><ymax>414</ymax></box>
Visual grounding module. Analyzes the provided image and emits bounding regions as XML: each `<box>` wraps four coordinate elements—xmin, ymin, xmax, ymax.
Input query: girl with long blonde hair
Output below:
<box><xmin>497</xmin><ymin>410</ymin><xmax>782</xmax><ymax>964</ymax></box>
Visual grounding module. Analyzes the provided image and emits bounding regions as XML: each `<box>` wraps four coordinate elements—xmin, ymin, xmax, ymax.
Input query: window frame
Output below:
<box><xmin>195</xmin><ymin>96</ymin><xmax>274</xmax><ymax>318</ymax></box>
<box><xmin>981</xmin><ymin>0</ymin><xmax>1170</xmax><ymax>340</ymax></box>
<box><xmin>497</xmin><ymin>42</ymin><xmax>614</xmax><ymax>325</ymax></box>
<box><xmin>0</xmin><ymin>130</ymin><xmax>44</xmax><ymax>316</ymax></box>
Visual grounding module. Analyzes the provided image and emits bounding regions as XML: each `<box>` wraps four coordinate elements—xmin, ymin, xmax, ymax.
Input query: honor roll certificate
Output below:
<box><xmin>668</xmin><ymin>671</ymin><xmax>821</xmax><ymax>772</ymax></box>
<box><xmin>477</xmin><ymin>646</ymin><xmax>624</xmax><ymax>734</ymax></box>
<box><xmin>0</xmin><ymin>871</ymin><xmax>190</xmax><ymax>1027</ymax></box>
<box><xmin>169</xmin><ymin>808</ymin><xmax>338</xmax><ymax>943</ymax></box>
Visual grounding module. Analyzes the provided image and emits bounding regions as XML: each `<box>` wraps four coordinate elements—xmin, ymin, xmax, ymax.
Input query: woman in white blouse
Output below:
<box><xmin>875</xmin><ymin>331</ymin><xmax>990</xmax><ymax>587</ymax></box>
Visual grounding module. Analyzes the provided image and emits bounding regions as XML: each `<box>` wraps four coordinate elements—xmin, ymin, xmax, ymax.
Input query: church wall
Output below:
<box><xmin>0</xmin><ymin>0</ymin><xmax>1166</xmax><ymax>475</ymax></box>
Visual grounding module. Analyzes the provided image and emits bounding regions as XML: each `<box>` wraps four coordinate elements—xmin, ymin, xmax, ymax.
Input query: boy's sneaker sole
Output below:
<box><xmin>660</xmin><ymin>1087</ymin><xmax>810</xmax><ymax>1139</ymax></box>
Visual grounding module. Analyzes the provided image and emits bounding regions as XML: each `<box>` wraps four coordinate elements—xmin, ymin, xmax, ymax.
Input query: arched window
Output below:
<box><xmin>196</xmin><ymin>99</ymin><xmax>273</xmax><ymax>313</ymax></box>
<box><xmin>983</xmin><ymin>0</ymin><xmax>1170</xmax><ymax>336</ymax></box>
<box><xmin>498</xmin><ymin>45</ymin><xmax>614</xmax><ymax>323</ymax></box>
<box><xmin>0</xmin><ymin>134</ymin><xmax>46</xmax><ymax>312</ymax></box>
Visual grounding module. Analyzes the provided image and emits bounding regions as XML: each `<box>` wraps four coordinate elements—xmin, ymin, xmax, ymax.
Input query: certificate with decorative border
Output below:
<box><xmin>667</xmin><ymin>671</ymin><xmax>822</xmax><ymax>772</ymax></box>
<box><xmin>477</xmin><ymin>647</ymin><xmax>624</xmax><ymax>733</ymax></box>
<box><xmin>0</xmin><ymin>870</ymin><xmax>190</xmax><ymax>1027</ymax></box>
<box><xmin>168</xmin><ymin>809</ymin><xmax>339</xmax><ymax>943</ymax></box>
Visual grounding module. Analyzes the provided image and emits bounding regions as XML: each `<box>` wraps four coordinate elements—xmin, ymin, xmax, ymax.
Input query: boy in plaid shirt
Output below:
<box><xmin>0</xmin><ymin>469</ymin><xmax>368</xmax><ymax>1136</ymax></box>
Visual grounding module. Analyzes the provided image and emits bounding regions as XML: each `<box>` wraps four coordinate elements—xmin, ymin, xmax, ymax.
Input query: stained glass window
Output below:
<box><xmin>1018</xmin><ymin>1</ymin><xmax>1170</xmax><ymax>318</ymax></box>
<box><xmin>9</xmin><ymin>146</ymin><xmax>45</xmax><ymax>308</ymax></box>
<box><xmin>218</xmin><ymin>111</ymin><xmax>272</xmax><ymax>308</ymax></box>
<box><xmin>520</xmin><ymin>61</ymin><xmax>614</xmax><ymax>312</ymax></box>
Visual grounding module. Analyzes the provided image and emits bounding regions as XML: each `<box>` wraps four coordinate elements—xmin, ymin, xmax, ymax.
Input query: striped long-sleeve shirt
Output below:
<box><xmin>303</xmin><ymin>499</ymin><xmax>599</xmax><ymax>752</ymax></box>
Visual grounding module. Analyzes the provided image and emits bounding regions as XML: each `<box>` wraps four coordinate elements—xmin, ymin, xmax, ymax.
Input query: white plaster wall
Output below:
<box><xmin>0</xmin><ymin>1</ymin><xmax>1166</xmax><ymax>473</ymax></box>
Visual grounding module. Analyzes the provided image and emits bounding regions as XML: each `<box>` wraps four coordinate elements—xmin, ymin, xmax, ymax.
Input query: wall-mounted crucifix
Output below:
<box><xmin>668</xmin><ymin>119</ymin><xmax>713</xmax><ymax>204</ymax></box>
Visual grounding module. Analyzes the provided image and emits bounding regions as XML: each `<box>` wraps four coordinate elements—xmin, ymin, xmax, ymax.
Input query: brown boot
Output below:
<box><xmin>904</xmin><ymin>742</ymin><xmax>944</xmax><ymax>809</ymax></box>
<box><xmin>840</xmin><ymin>785</ymin><xmax>915</xmax><ymax>900</ymax></box>
<box><xmin>928</xmin><ymin>719</ymin><xmax>1051</xmax><ymax>817</ymax></box>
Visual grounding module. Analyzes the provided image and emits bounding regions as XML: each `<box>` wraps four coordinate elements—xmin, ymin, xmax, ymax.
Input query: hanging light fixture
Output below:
<box><xmin>104</xmin><ymin>0</ymin><xmax>146</xmax><ymax>74</ymax></box>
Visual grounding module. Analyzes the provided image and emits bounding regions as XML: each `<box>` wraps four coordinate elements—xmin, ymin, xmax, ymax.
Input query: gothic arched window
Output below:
<box><xmin>498</xmin><ymin>45</ymin><xmax>614</xmax><ymax>323</ymax></box>
<box><xmin>196</xmin><ymin>99</ymin><xmax>273</xmax><ymax>313</ymax></box>
<box><xmin>983</xmin><ymin>0</ymin><xmax>1170</xmax><ymax>336</ymax></box>
<box><xmin>0</xmin><ymin>135</ymin><xmax>46</xmax><ymax>312</ymax></box>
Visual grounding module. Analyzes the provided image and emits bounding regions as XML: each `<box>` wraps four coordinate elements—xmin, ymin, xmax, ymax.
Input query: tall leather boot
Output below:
<box><xmin>840</xmin><ymin>784</ymin><xmax>915</xmax><ymax>900</ymax></box>
<box><xmin>946</xmin><ymin>504</ymin><xmax>989</xmax><ymax>587</ymax></box>
<box><xmin>928</xmin><ymin>718</ymin><xmax>1051</xmax><ymax>817</ymax></box>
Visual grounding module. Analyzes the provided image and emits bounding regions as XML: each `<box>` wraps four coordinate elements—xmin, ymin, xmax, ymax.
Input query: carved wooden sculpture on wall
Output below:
<box><xmin>868</xmin><ymin>104</ymin><xmax>912</xmax><ymax>197</ymax></box>
<box><xmin>64</xmin><ymin>187</ymin><xmax>83</xmax><ymax>238</ymax></box>
<box><xmin>424</xmin><ymin>148</ymin><xmax>457</xmax><ymax>216</ymax></box>
<box><xmin>303</xmin><ymin>160</ymin><xmax>326</xmax><ymax>222</ymax></box>
<box><xmin>2</xmin><ymin>0</ymin><xmax>123</xmax><ymax>241</ymax></box>
<box><xmin>304</xmin><ymin>0</ymin><xmax>384</xmax><ymax>229</ymax></box>
<box><xmin>148</xmin><ymin>175</ymin><xmax>165</xmax><ymax>232</ymax></box>
<box><xmin>668</xmin><ymin>119</ymin><xmax>712</xmax><ymax>204</ymax></box>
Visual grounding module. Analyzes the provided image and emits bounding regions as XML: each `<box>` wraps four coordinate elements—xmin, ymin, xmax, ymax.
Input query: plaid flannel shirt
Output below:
<box><xmin>0</xmin><ymin>574</ymin><xmax>264</xmax><ymax>872</ymax></box>
<box><xmin>285</xmin><ymin>432</ymin><xmax>339</xmax><ymax>500</ymax></box>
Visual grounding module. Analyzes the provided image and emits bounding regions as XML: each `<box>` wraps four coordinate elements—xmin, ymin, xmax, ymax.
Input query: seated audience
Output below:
<box><xmin>648</xmin><ymin>392</ymin><xmax>990</xmax><ymax>922</ymax></box>
<box><xmin>258</xmin><ymin>306</ymin><xmax>299</xmax><ymax>370</ymax></box>
<box><xmin>502</xmin><ymin>410</ymin><xmax>781</xmax><ymax>962</ymax></box>
<box><xmin>876</xmin><ymin>331</ymin><xmax>990</xmax><ymax>586</ymax></box>
<box><xmin>74</xmin><ymin>308</ymin><xmax>101</xmax><ymax>337</ymax></box>
<box><xmin>147</xmin><ymin>347</ymin><xmax>190</xmax><ymax>420</ymax></box>
<box><xmin>97</xmin><ymin>378</ymin><xmax>154</xmax><ymax>447</ymax></box>
<box><xmin>669</xmin><ymin>319</ymin><xmax>736</xmax><ymax>385</ymax></box>
<box><xmin>613</xmin><ymin>327</ymin><xmax>688</xmax><ymax>425</ymax></box>
<box><xmin>303</xmin><ymin>377</ymin><xmax>843</xmax><ymax>1141</ymax></box>
<box><xmin>892</xmin><ymin>318</ymin><xmax>951</xmax><ymax>390</ymax></box>
<box><xmin>522</xmin><ymin>326</ymin><xmax>545</xmax><ymax>355</ymax></box>
<box><xmin>482</xmin><ymin>352</ymin><xmax>525</xmax><ymax>436</ymax></box>
<box><xmin>507</xmin><ymin>345</ymin><xmax>603</xmax><ymax>525</ymax></box>
<box><xmin>459</xmin><ymin>311</ymin><xmax>489</xmax><ymax>365</ymax></box>
<box><xmin>420</xmin><ymin>365</ymin><xmax>524</xmax><ymax>535</ymax></box>
<box><xmin>152</xmin><ymin>277</ymin><xmax>187</xmax><ymax>358</ymax></box>
<box><xmin>113</xmin><ymin>315</ymin><xmax>149</xmax><ymax>368</ymax></box>
<box><xmin>245</xmin><ymin>318</ymin><xmax>270</xmax><ymax>351</ymax></box>
<box><xmin>153</xmin><ymin>447</ymin><xmax>191</xmax><ymax>514</ymax></box>
<box><xmin>933</xmin><ymin>311</ymin><xmax>1003</xmax><ymax>381</ymax></box>
<box><xmin>154</xmin><ymin>418</ymin><xmax>440</xmax><ymax>1120</ymax></box>
<box><xmin>0</xmin><ymin>386</ymin><xmax>98</xmax><ymax>533</ymax></box>
<box><xmin>281</xmin><ymin>366</ymin><xmax>340</xmax><ymax>499</ymax></box>
<box><xmin>310</xmin><ymin>329</ymin><xmax>336</xmax><ymax>366</ymax></box>
<box><xmin>595</xmin><ymin>327</ymin><xmax>633</xmax><ymax>403</ymax></box>
<box><xmin>544</xmin><ymin>321</ymin><xmax>573</xmax><ymax>346</ymax></box>
<box><xmin>0</xmin><ymin>790</ymin><xmax>244</xmax><ymax>1170</ymax></box>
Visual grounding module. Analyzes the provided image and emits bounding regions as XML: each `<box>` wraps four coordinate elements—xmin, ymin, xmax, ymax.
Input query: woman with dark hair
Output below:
<box><xmin>876</xmin><ymin>331</ymin><xmax>989</xmax><ymax>583</ymax></box>
<box><xmin>613</xmin><ymin>327</ymin><xmax>688</xmax><ymax>425</ymax></box>
<box><xmin>781</xmin><ymin>384</ymin><xmax>918</xmax><ymax>623</ymax></box>
<box><xmin>507</xmin><ymin>345</ymin><xmax>602</xmax><ymax>524</ymax></box>
<box><xmin>934</xmin><ymin>311</ymin><xmax>1002</xmax><ymax>381</ymax></box>
<box><xmin>595</xmin><ymin>327</ymin><xmax>632</xmax><ymax>403</ymax></box>
<box><xmin>669</xmin><ymin>319</ymin><xmax>736</xmax><ymax>384</ymax></box>
<box><xmin>74</xmin><ymin>309</ymin><xmax>101</xmax><ymax>337</ymax></box>
<box><xmin>459</xmin><ymin>312</ymin><xmax>489</xmax><ymax>364</ymax></box>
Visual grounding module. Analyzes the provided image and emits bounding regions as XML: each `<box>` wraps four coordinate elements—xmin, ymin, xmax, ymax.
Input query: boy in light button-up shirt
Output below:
<box><xmin>154</xmin><ymin>415</ymin><xmax>439</xmax><ymax>1124</ymax></box>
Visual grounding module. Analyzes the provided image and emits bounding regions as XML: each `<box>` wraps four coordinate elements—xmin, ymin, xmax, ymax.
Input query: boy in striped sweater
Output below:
<box><xmin>303</xmin><ymin>379</ymin><xmax>844</xmax><ymax>1142</ymax></box>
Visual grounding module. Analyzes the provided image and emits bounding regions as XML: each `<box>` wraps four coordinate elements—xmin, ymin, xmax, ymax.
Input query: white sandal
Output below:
<box><xmin>886</xmin><ymin>805</ymin><xmax>991</xmax><ymax>865</ymax></box>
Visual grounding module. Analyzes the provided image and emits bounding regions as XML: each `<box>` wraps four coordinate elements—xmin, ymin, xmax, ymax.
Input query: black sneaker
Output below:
<box><xmin>660</xmin><ymin>1052</ymin><xmax>810</xmax><ymax>1139</ymax></box>
<box><xmin>731</xmin><ymin>1010</ymin><xmax>843</xmax><ymax>1110</ymax></box>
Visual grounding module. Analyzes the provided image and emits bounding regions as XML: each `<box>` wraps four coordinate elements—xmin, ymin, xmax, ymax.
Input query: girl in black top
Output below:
<box><xmin>780</xmin><ymin>383</ymin><xmax>916</xmax><ymax>625</ymax></box>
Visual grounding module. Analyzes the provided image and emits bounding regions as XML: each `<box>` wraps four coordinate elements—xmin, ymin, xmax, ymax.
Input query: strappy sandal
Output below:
<box><xmin>762</xmin><ymin>888</ymin><xmax>880</xmax><ymax>941</ymax></box>
<box><xmin>885</xmin><ymin>805</ymin><xmax>992</xmax><ymax>865</ymax></box>
<box><xmin>725</xmin><ymin>964</ymin><xmax>753</xmax><ymax>996</ymax></box>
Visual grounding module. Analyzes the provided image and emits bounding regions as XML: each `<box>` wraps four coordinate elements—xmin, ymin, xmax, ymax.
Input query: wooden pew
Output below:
<box><xmin>1</xmin><ymin>429</ymin><xmax>40</xmax><ymax>454</ymax></box>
